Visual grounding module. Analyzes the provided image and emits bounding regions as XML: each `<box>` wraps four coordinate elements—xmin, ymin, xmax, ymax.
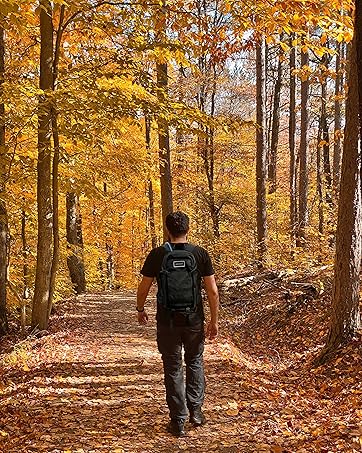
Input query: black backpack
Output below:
<box><xmin>158</xmin><ymin>242</ymin><xmax>200</xmax><ymax>313</ymax></box>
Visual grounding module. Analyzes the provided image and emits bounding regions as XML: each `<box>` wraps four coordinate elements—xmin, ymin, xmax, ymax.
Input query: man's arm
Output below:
<box><xmin>203</xmin><ymin>275</ymin><xmax>219</xmax><ymax>339</ymax></box>
<box><xmin>136</xmin><ymin>276</ymin><xmax>154</xmax><ymax>324</ymax></box>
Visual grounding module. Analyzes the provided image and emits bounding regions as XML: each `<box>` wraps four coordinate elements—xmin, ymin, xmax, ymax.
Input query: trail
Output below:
<box><xmin>0</xmin><ymin>293</ymin><xmax>249</xmax><ymax>453</ymax></box>
<box><xmin>1</xmin><ymin>292</ymin><xmax>360</xmax><ymax>453</ymax></box>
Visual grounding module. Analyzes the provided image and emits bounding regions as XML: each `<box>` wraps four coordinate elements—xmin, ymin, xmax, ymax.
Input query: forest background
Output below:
<box><xmin>0</xmin><ymin>0</ymin><xmax>360</xmax><ymax>359</ymax></box>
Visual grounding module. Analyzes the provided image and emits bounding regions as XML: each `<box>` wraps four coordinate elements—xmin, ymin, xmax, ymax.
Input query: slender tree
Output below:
<box><xmin>145</xmin><ymin>113</ymin><xmax>157</xmax><ymax>249</ymax></box>
<box><xmin>289</xmin><ymin>35</ymin><xmax>297</xmax><ymax>240</ymax></box>
<box><xmin>0</xmin><ymin>25</ymin><xmax>8</xmax><ymax>335</ymax></box>
<box><xmin>268</xmin><ymin>42</ymin><xmax>283</xmax><ymax>194</ymax></box>
<box><xmin>332</xmin><ymin>40</ymin><xmax>343</xmax><ymax>193</ymax></box>
<box><xmin>256</xmin><ymin>36</ymin><xmax>268</xmax><ymax>262</ymax></box>
<box><xmin>156</xmin><ymin>1</ymin><xmax>173</xmax><ymax>240</ymax></box>
<box><xmin>317</xmin><ymin>20</ymin><xmax>361</xmax><ymax>363</ymax></box>
<box><xmin>48</xmin><ymin>5</ymin><xmax>65</xmax><ymax>316</ymax></box>
<box><xmin>296</xmin><ymin>45</ymin><xmax>310</xmax><ymax>245</ymax></box>
<box><xmin>66</xmin><ymin>192</ymin><xmax>86</xmax><ymax>294</ymax></box>
<box><xmin>32</xmin><ymin>0</ymin><xmax>54</xmax><ymax>330</ymax></box>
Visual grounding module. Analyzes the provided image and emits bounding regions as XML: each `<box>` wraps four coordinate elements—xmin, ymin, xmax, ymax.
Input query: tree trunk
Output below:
<box><xmin>316</xmin><ymin>122</ymin><xmax>324</xmax><ymax>234</ymax></box>
<box><xmin>48</xmin><ymin>5</ymin><xmax>64</xmax><ymax>317</ymax></box>
<box><xmin>256</xmin><ymin>37</ymin><xmax>268</xmax><ymax>262</ymax></box>
<box><xmin>296</xmin><ymin>46</ymin><xmax>310</xmax><ymax>246</ymax></box>
<box><xmin>268</xmin><ymin>46</ymin><xmax>283</xmax><ymax>194</ymax></box>
<box><xmin>48</xmin><ymin>111</ymin><xmax>59</xmax><ymax>317</ymax></box>
<box><xmin>31</xmin><ymin>0</ymin><xmax>54</xmax><ymax>331</ymax></box>
<box><xmin>316</xmin><ymin>28</ymin><xmax>361</xmax><ymax>364</ymax></box>
<box><xmin>66</xmin><ymin>192</ymin><xmax>86</xmax><ymax>294</ymax></box>
<box><xmin>145</xmin><ymin>114</ymin><xmax>157</xmax><ymax>249</ymax></box>
<box><xmin>157</xmin><ymin>62</ymin><xmax>173</xmax><ymax>241</ymax></box>
<box><xmin>0</xmin><ymin>26</ymin><xmax>8</xmax><ymax>335</ymax></box>
<box><xmin>321</xmin><ymin>51</ymin><xmax>332</xmax><ymax>205</ymax></box>
<box><xmin>332</xmin><ymin>40</ymin><xmax>342</xmax><ymax>194</ymax></box>
<box><xmin>289</xmin><ymin>35</ymin><xmax>297</xmax><ymax>240</ymax></box>
<box><xmin>357</xmin><ymin>0</ymin><xmax>362</xmax><ymax>162</ymax></box>
<box><xmin>21</xmin><ymin>209</ymin><xmax>29</xmax><ymax>334</ymax></box>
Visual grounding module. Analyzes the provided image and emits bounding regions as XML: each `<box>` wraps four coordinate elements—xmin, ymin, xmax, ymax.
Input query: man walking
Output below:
<box><xmin>136</xmin><ymin>211</ymin><xmax>219</xmax><ymax>437</ymax></box>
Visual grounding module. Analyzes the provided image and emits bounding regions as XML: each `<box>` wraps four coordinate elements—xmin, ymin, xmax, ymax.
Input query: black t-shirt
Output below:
<box><xmin>141</xmin><ymin>243</ymin><xmax>214</xmax><ymax>325</ymax></box>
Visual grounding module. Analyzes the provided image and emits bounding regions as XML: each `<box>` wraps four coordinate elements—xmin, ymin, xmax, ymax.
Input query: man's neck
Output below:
<box><xmin>169</xmin><ymin>235</ymin><xmax>187</xmax><ymax>244</ymax></box>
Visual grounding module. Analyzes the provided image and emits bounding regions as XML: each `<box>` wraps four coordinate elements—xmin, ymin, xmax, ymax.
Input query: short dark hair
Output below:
<box><xmin>165</xmin><ymin>211</ymin><xmax>189</xmax><ymax>238</ymax></box>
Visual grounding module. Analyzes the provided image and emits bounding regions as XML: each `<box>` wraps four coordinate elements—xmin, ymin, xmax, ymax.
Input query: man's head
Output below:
<box><xmin>165</xmin><ymin>211</ymin><xmax>190</xmax><ymax>239</ymax></box>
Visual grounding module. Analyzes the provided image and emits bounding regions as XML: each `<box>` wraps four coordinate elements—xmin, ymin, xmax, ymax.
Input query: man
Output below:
<box><xmin>136</xmin><ymin>211</ymin><xmax>219</xmax><ymax>437</ymax></box>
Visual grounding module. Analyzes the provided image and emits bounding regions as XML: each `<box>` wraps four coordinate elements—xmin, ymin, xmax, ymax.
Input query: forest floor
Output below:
<box><xmin>0</xmin><ymin>268</ymin><xmax>362</xmax><ymax>453</ymax></box>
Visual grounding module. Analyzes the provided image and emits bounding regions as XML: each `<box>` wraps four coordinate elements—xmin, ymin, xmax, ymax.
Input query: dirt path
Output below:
<box><xmin>1</xmin><ymin>292</ymin><xmax>360</xmax><ymax>453</ymax></box>
<box><xmin>1</xmin><ymin>293</ymin><xmax>252</xmax><ymax>453</ymax></box>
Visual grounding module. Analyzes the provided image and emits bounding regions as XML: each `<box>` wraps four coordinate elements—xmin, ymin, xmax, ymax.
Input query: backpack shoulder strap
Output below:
<box><xmin>164</xmin><ymin>242</ymin><xmax>173</xmax><ymax>252</ymax></box>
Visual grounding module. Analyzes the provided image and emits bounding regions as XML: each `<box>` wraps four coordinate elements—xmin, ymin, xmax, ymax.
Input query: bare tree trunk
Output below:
<box><xmin>256</xmin><ymin>37</ymin><xmax>268</xmax><ymax>262</ymax></box>
<box><xmin>31</xmin><ymin>0</ymin><xmax>54</xmax><ymax>331</ymax></box>
<box><xmin>0</xmin><ymin>25</ymin><xmax>8</xmax><ymax>335</ymax></box>
<box><xmin>157</xmin><ymin>62</ymin><xmax>173</xmax><ymax>241</ymax></box>
<box><xmin>289</xmin><ymin>36</ymin><xmax>297</xmax><ymax>241</ymax></box>
<box><xmin>316</xmin><ymin>32</ymin><xmax>361</xmax><ymax>364</ymax></box>
<box><xmin>268</xmin><ymin>45</ymin><xmax>283</xmax><ymax>194</ymax></box>
<box><xmin>333</xmin><ymin>40</ymin><xmax>343</xmax><ymax>194</ymax></box>
<box><xmin>320</xmin><ymin>51</ymin><xmax>332</xmax><ymax>205</ymax></box>
<box><xmin>296</xmin><ymin>46</ymin><xmax>310</xmax><ymax>246</ymax></box>
<box><xmin>66</xmin><ymin>192</ymin><xmax>86</xmax><ymax>294</ymax></box>
<box><xmin>155</xmin><ymin>2</ymin><xmax>173</xmax><ymax>241</ymax></box>
<box><xmin>316</xmin><ymin>123</ymin><xmax>324</xmax><ymax>234</ymax></box>
<box><xmin>357</xmin><ymin>0</ymin><xmax>362</xmax><ymax>166</ymax></box>
<box><xmin>21</xmin><ymin>209</ymin><xmax>29</xmax><ymax>334</ymax></box>
<box><xmin>145</xmin><ymin>114</ymin><xmax>157</xmax><ymax>249</ymax></box>
<box><xmin>48</xmin><ymin>5</ymin><xmax>64</xmax><ymax>317</ymax></box>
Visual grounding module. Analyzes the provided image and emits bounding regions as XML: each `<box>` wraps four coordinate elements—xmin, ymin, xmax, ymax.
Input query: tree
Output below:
<box><xmin>156</xmin><ymin>2</ymin><xmax>173</xmax><ymax>240</ymax></box>
<box><xmin>317</xmin><ymin>12</ymin><xmax>361</xmax><ymax>363</ymax></box>
<box><xmin>289</xmin><ymin>35</ymin><xmax>297</xmax><ymax>241</ymax></box>
<box><xmin>31</xmin><ymin>0</ymin><xmax>54</xmax><ymax>330</ymax></box>
<box><xmin>296</xmin><ymin>45</ymin><xmax>310</xmax><ymax>245</ymax></box>
<box><xmin>66</xmin><ymin>192</ymin><xmax>86</xmax><ymax>294</ymax></box>
<box><xmin>0</xmin><ymin>24</ymin><xmax>8</xmax><ymax>335</ymax></box>
<box><xmin>332</xmin><ymin>39</ymin><xmax>343</xmax><ymax>193</ymax></box>
<box><xmin>256</xmin><ymin>36</ymin><xmax>268</xmax><ymax>262</ymax></box>
<box><xmin>268</xmin><ymin>41</ymin><xmax>283</xmax><ymax>194</ymax></box>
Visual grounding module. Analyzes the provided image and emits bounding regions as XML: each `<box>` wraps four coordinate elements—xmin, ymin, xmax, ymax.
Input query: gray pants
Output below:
<box><xmin>157</xmin><ymin>322</ymin><xmax>205</xmax><ymax>421</ymax></box>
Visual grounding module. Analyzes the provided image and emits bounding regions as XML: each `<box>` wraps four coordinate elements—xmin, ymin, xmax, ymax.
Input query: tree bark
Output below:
<box><xmin>157</xmin><ymin>62</ymin><xmax>173</xmax><ymax>241</ymax></box>
<box><xmin>0</xmin><ymin>25</ymin><xmax>8</xmax><ymax>335</ymax></box>
<box><xmin>155</xmin><ymin>2</ymin><xmax>173</xmax><ymax>241</ymax></box>
<box><xmin>268</xmin><ymin>45</ymin><xmax>283</xmax><ymax>194</ymax></box>
<box><xmin>356</xmin><ymin>0</ymin><xmax>362</xmax><ymax>162</ymax></box>
<box><xmin>289</xmin><ymin>36</ymin><xmax>297</xmax><ymax>240</ymax></box>
<box><xmin>320</xmin><ymin>51</ymin><xmax>332</xmax><ymax>205</ymax></box>
<box><xmin>21</xmin><ymin>209</ymin><xmax>29</xmax><ymax>334</ymax></box>
<box><xmin>296</xmin><ymin>46</ymin><xmax>310</xmax><ymax>246</ymax></box>
<box><xmin>31</xmin><ymin>0</ymin><xmax>54</xmax><ymax>330</ymax></box>
<box><xmin>145</xmin><ymin>114</ymin><xmax>157</xmax><ymax>249</ymax></box>
<box><xmin>332</xmin><ymin>40</ymin><xmax>343</xmax><ymax>194</ymax></box>
<box><xmin>66</xmin><ymin>192</ymin><xmax>86</xmax><ymax>294</ymax></box>
<box><xmin>256</xmin><ymin>37</ymin><xmax>268</xmax><ymax>262</ymax></box>
<box><xmin>316</xmin><ymin>122</ymin><xmax>324</xmax><ymax>234</ymax></box>
<box><xmin>48</xmin><ymin>5</ymin><xmax>64</xmax><ymax>317</ymax></box>
<box><xmin>316</xmin><ymin>30</ymin><xmax>361</xmax><ymax>364</ymax></box>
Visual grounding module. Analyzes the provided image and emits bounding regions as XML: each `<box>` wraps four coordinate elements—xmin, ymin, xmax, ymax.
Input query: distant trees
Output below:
<box><xmin>0</xmin><ymin>0</ymin><xmax>356</xmax><ymax>337</ymax></box>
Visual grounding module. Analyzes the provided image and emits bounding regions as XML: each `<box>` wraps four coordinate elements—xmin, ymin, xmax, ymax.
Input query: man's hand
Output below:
<box><xmin>206</xmin><ymin>321</ymin><xmax>218</xmax><ymax>340</ymax></box>
<box><xmin>138</xmin><ymin>310</ymin><xmax>149</xmax><ymax>325</ymax></box>
<box><xmin>136</xmin><ymin>276</ymin><xmax>153</xmax><ymax>326</ymax></box>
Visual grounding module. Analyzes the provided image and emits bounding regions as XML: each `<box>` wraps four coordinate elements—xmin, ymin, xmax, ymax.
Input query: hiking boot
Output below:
<box><xmin>167</xmin><ymin>419</ymin><xmax>186</xmax><ymax>437</ymax></box>
<box><xmin>189</xmin><ymin>408</ymin><xmax>206</xmax><ymax>426</ymax></box>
